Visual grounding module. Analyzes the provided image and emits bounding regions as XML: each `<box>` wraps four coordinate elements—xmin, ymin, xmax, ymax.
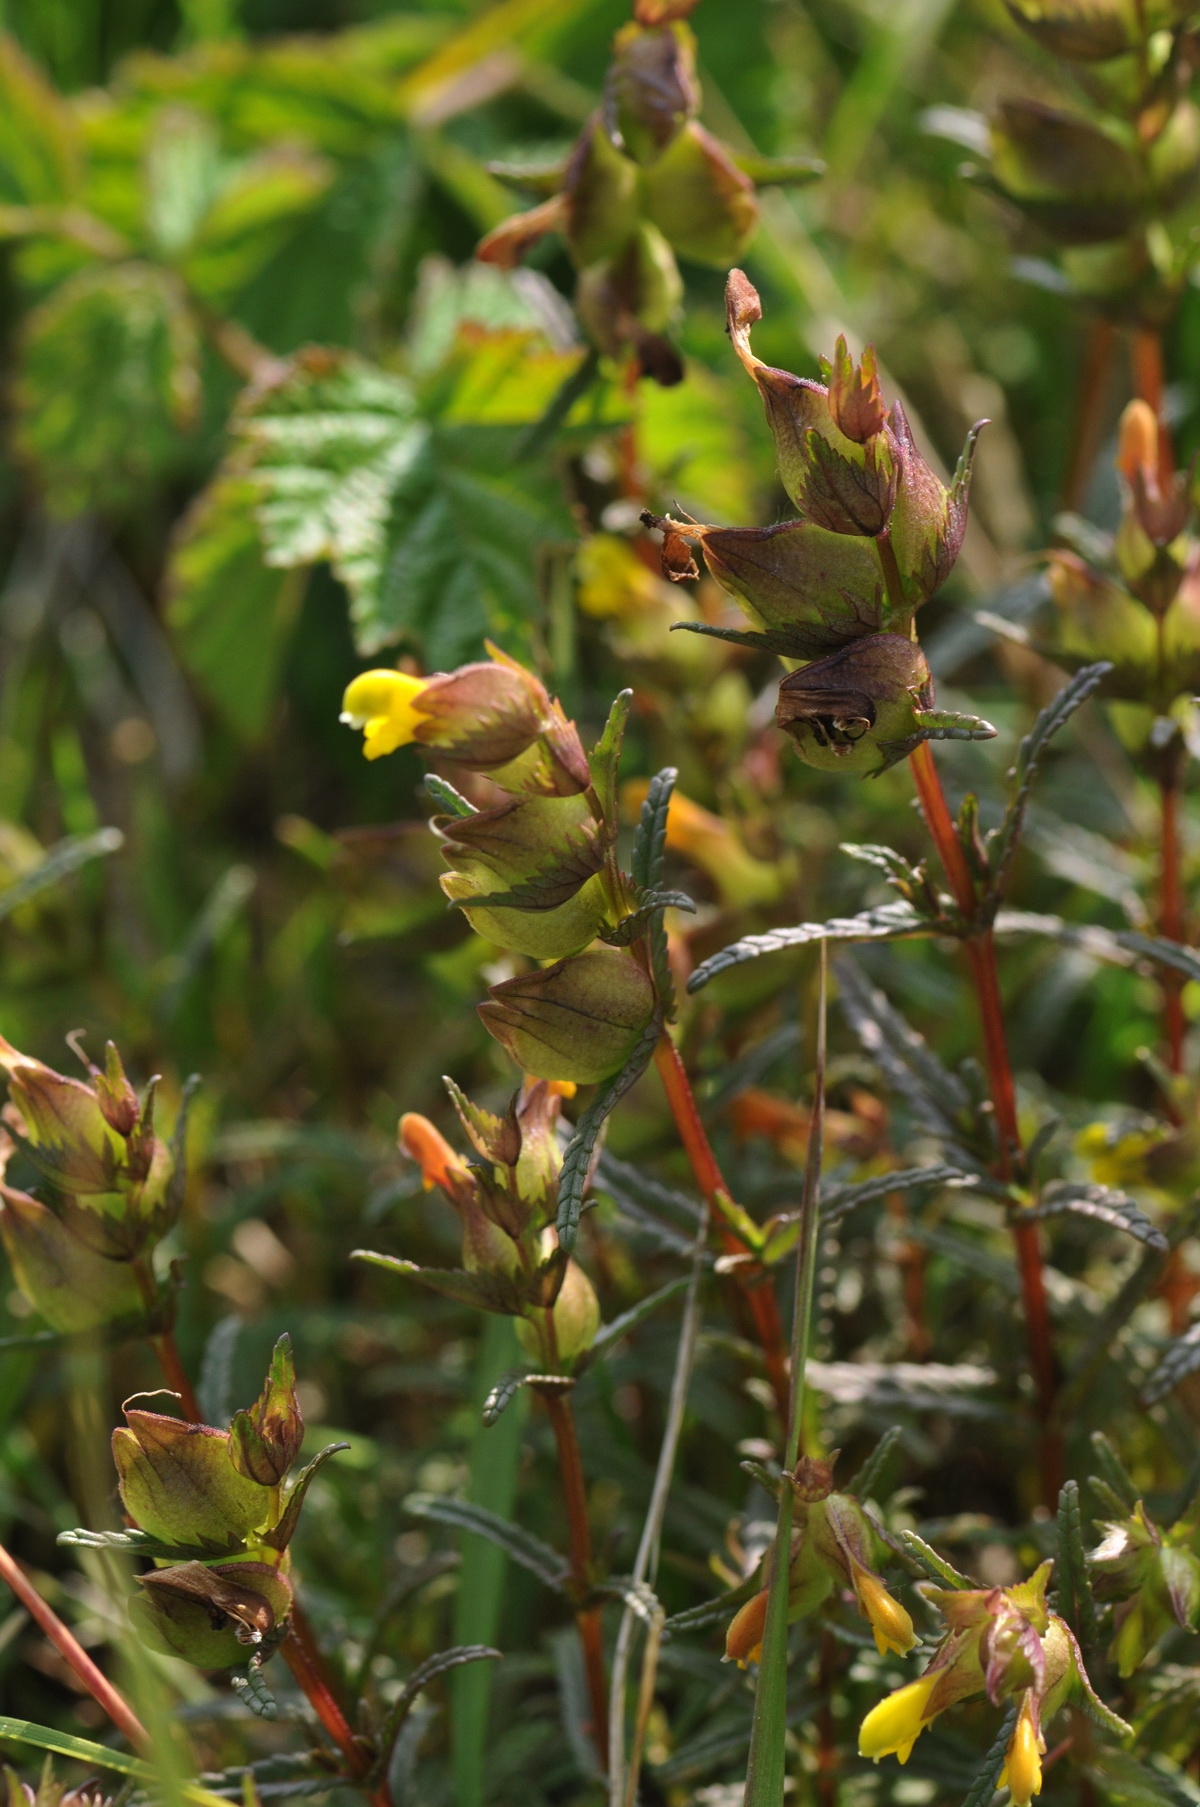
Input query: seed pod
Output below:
<box><xmin>563</xmin><ymin>119</ymin><xmax>641</xmax><ymax>266</ymax></box>
<box><xmin>438</xmin><ymin>793</ymin><xmax>611</xmax><ymax>961</ymax></box>
<box><xmin>134</xmin><ymin>1560</ymin><xmax>292</xmax><ymax>1669</ymax></box>
<box><xmin>0</xmin><ymin>1184</ymin><xmax>143</xmax><ymax>1334</ymax></box>
<box><xmin>478</xmin><ymin>946</ymin><xmax>656</xmax><ymax>1085</ymax></box>
<box><xmin>113</xmin><ymin>1408</ymin><xmax>272</xmax><ymax>1549</ymax></box>
<box><xmin>641</xmin><ymin>121</ymin><xmax>758</xmax><ymax>266</ymax></box>
<box><xmin>774</xmin><ymin>635</ymin><xmax>933</xmax><ymax>776</ymax></box>
<box><xmin>989</xmin><ymin>99</ymin><xmax>1150</xmax><ymax>244</ymax></box>
<box><xmin>516</xmin><ymin>1255</ymin><xmax>601</xmax><ymax>1369</ymax></box>
<box><xmin>1003</xmin><ymin>0</ymin><xmax>1139</xmax><ymax>63</ymax></box>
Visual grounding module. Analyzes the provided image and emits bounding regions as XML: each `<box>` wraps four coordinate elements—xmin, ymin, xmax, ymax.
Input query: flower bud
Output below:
<box><xmin>828</xmin><ymin>337</ymin><xmax>887</xmax><ymax>444</ymax></box>
<box><xmin>563</xmin><ymin>120</ymin><xmax>641</xmax><ymax>267</ymax></box>
<box><xmin>398</xmin><ymin>1111</ymin><xmax>520</xmax><ymax>1275</ymax></box>
<box><xmin>113</xmin><ymin>1407</ymin><xmax>272</xmax><ymax>1549</ymax></box>
<box><xmin>0</xmin><ymin>1184</ymin><xmax>143</xmax><ymax>1333</ymax></box>
<box><xmin>725</xmin><ymin>1587</ymin><xmax>769</xmax><ymax>1667</ymax></box>
<box><xmin>478</xmin><ymin>946</ymin><xmax>656</xmax><ymax>1085</ymax></box>
<box><xmin>603</xmin><ymin>20</ymin><xmax>698</xmax><ymax>164</ymax></box>
<box><xmin>515</xmin><ymin>1254</ymin><xmax>600</xmax><ymax>1370</ymax></box>
<box><xmin>650</xmin><ymin>514</ymin><xmax>888</xmax><ymax>651</ymax></box>
<box><xmin>989</xmin><ymin>100</ymin><xmax>1149</xmax><ymax>244</ymax></box>
<box><xmin>850</xmin><ymin>1558</ymin><xmax>917</xmax><ymax>1658</ymax></box>
<box><xmin>229</xmin><ymin>1335</ymin><xmax>304</xmax><ymax>1487</ymax></box>
<box><xmin>774</xmin><ymin>635</ymin><xmax>933</xmax><ymax>776</ymax></box>
<box><xmin>0</xmin><ymin>1034</ymin><xmax>121</xmax><ymax>1197</ymax></box>
<box><xmin>641</xmin><ymin>122</ymin><xmax>758</xmax><ymax>267</ymax></box>
<box><xmin>1114</xmin><ymin>400</ymin><xmax>1191</xmax><ymax>616</ymax></box>
<box><xmin>134</xmin><ymin>1559</ymin><xmax>292</xmax><ymax>1669</ymax></box>
<box><xmin>576</xmin><ymin>222</ymin><xmax>684</xmax><ymax>350</ymax></box>
<box><xmin>1091</xmin><ymin>1498</ymin><xmax>1200</xmax><ymax>1673</ymax></box>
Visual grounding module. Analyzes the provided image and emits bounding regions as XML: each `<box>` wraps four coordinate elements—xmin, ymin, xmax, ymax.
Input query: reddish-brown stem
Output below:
<box><xmin>151</xmin><ymin>1332</ymin><xmax>203</xmax><ymax>1423</ymax></box>
<box><xmin>653</xmin><ymin>1036</ymin><xmax>792</xmax><ymax>1423</ymax></box>
<box><xmin>1061</xmin><ymin>318</ymin><xmax>1118</xmax><ymax>514</ymax></box>
<box><xmin>281</xmin><ymin>1627</ymin><xmax>389</xmax><ymax>1807</ymax></box>
<box><xmin>1160</xmin><ymin>775</ymin><xmax>1186</xmax><ymax>1077</ymax></box>
<box><xmin>908</xmin><ymin>741</ymin><xmax>1061</xmax><ymax>1502</ymax></box>
<box><xmin>0</xmin><ymin>1539</ymin><xmax>149</xmax><ymax>1749</ymax></box>
<box><xmin>1131</xmin><ymin>326</ymin><xmax>1174</xmax><ymax>482</ymax></box>
<box><xmin>543</xmin><ymin>1388</ymin><xmax>608</xmax><ymax>1766</ymax></box>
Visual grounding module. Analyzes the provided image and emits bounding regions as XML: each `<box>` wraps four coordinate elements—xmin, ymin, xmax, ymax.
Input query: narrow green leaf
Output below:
<box><xmin>959</xmin><ymin>1705</ymin><xmax>1017</xmax><ymax>1807</ymax></box>
<box><xmin>687</xmin><ymin>904</ymin><xmax>927</xmax><ymax>992</ymax></box>
<box><xmin>556</xmin><ymin>1018</ymin><xmax>661</xmax><ymax>1252</ymax></box>
<box><xmin>578</xmin><ymin>1274</ymin><xmax>692</xmax><ymax>1372</ymax></box>
<box><xmin>1056</xmin><ymin>1479</ymin><xmax>1101</xmax><ymax>1675</ymax></box>
<box><xmin>899</xmin><ymin>1530</ymin><xmax>972</xmax><ymax>1589</ymax></box>
<box><xmin>0</xmin><ymin>828</ymin><xmax>122</xmax><ymax>922</ymax></box>
<box><xmin>846</xmin><ymin>1424</ymin><xmax>905</xmax><ymax>1502</ymax></box>
<box><xmin>1090</xmin><ymin>1431</ymin><xmax>1139</xmax><ymax>1511</ymax></box>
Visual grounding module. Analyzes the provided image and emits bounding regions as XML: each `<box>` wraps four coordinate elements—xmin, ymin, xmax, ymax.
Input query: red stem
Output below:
<box><xmin>0</xmin><ymin>1540</ymin><xmax>149</xmax><ymax>1749</ymax></box>
<box><xmin>653</xmin><ymin>1036</ymin><xmax>792</xmax><ymax>1424</ymax></box>
<box><xmin>908</xmin><ymin>741</ymin><xmax>1062</xmax><ymax>1502</ymax></box>
<box><xmin>1061</xmin><ymin>319</ymin><xmax>1117</xmax><ymax>514</ymax></box>
<box><xmin>1131</xmin><ymin>326</ymin><xmax>1174</xmax><ymax>483</ymax></box>
<box><xmin>1160</xmin><ymin>775</ymin><xmax>1186</xmax><ymax>1078</ymax></box>
<box><xmin>543</xmin><ymin>1389</ymin><xmax>608</xmax><ymax>1766</ymax></box>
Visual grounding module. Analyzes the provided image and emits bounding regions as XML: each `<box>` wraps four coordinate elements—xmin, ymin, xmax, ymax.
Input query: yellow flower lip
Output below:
<box><xmin>340</xmin><ymin>669</ymin><xmax>431</xmax><ymax>760</ymax></box>
<box><xmin>851</xmin><ymin>1560</ymin><xmax>917</xmax><ymax>1658</ymax></box>
<box><xmin>859</xmin><ymin>1672</ymin><xmax>939</xmax><ymax>1766</ymax></box>
<box><xmin>1000</xmin><ymin>1696</ymin><xmax>1044</xmax><ymax>1806</ymax></box>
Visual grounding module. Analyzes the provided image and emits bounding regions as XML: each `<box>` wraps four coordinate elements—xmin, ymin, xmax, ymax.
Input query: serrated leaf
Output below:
<box><xmin>480</xmin><ymin>1369</ymin><xmax>572</xmax><ymax>1426</ymax></box>
<box><xmin>662</xmin><ymin>1573</ymin><xmax>762</xmax><ymax>1637</ymax></box>
<box><xmin>167</xmin><ymin>466</ymin><xmax>306</xmax><ymax>740</ymax></box>
<box><xmin>58</xmin><ymin>1526</ymin><xmax>232</xmax><ymax>1562</ymax></box>
<box><xmin>960</xmin><ymin>1705</ymin><xmax>1017</xmax><ymax>1807</ymax></box>
<box><xmin>995</xmin><ymin>912</ymin><xmax>1200</xmax><ymax>988</ymax></box>
<box><xmin>687</xmin><ymin>903</ymin><xmax>928</xmax><ymax>992</ymax></box>
<box><xmin>818</xmin><ymin>1163</ymin><xmax>978</xmax><ymax>1230</ymax></box>
<box><xmin>373</xmin><ymin>422</ymin><xmax>575</xmax><ymax>667</ymax></box>
<box><xmin>985</xmin><ymin>663</ymin><xmax>1112</xmax><ymax>909</ymax></box>
<box><xmin>1143</xmin><ymin>1322</ymin><xmax>1200</xmax><ymax>1405</ymax></box>
<box><xmin>587</xmin><ymin>689</ymin><xmax>631</xmax><ymax>827</ymax></box>
<box><xmin>260</xmin><ymin>1441</ymin><xmax>349</xmax><ymax>1551</ymax></box>
<box><xmin>1056</xmin><ymin>1479</ymin><xmax>1102</xmax><ymax>1674</ymax></box>
<box><xmin>351</xmin><ymin>1250</ymin><xmax>526</xmax><ymax>1315</ymax></box>
<box><xmin>404</xmin><ymin>1492</ymin><xmax>570</xmax><ymax>1592</ymax></box>
<box><xmin>0</xmin><ymin>37</ymin><xmax>78</xmax><ymax>208</ymax></box>
<box><xmin>1084</xmin><ymin>1749</ymin><xmax>1197</xmax><ymax>1806</ymax></box>
<box><xmin>17</xmin><ymin>262</ymin><xmax>200</xmax><ymax>514</ymax></box>
<box><xmin>555</xmin><ymin>1018</ymin><xmax>661</xmax><ymax>1252</ymax></box>
<box><xmin>234</xmin><ymin>350</ymin><xmax>427</xmax><ymax>648</ymax></box>
<box><xmin>846</xmin><ymin>1424</ymin><xmax>905</xmax><ymax>1501</ymax></box>
<box><xmin>899</xmin><ymin>1529</ymin><xmax>972</xmax><ymax>1589</ymax></box>
<box><xmin>376</xmin><ymin>1644</ymin><xmax>501</xmax><ymax>1759</ymax></box>
<box><xmin>232</xmin><ymin>1659</ymin><xmax>278</xmax><ymax>1720</ymax></box>
<box><xmin>1033</xmin><ymin>1182</ymin><xmax>1166</xmax><ymax>1250</ymax></box>
<box><xmin>181</xmin><ymin>147</ymin><xmax>333</xmax><ymax>304</ymax></box>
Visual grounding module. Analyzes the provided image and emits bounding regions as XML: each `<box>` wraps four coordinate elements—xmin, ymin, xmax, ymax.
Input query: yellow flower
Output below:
<box><xmin>859</xmin><ymin>1672</ymin><xmax>940</xmax><ymax>1765</ymax></box>
<box><xmin>999</xmin><ymin>1694</ymin><xmax>1044</xmax><ymax>1806</ymax></box>
<box><xmin>850</xmin><ymin>1558</ymin><xmax>917</xmax><ymax>1657</ymax></box>
<box><xmin>340</xmin><ymin>670</ymin><xmax>431</xmax><ymax>760</ymax></box>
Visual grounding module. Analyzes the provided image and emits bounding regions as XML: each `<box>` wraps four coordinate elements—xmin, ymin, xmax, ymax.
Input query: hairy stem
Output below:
<box><xmin>653</xmin><ymin>1035</ymin><xmax>791</xmax><ymax>1422</ymax></box>
<box><xmin>543</xmin><ymin>1387</ymin><xmax>609</xmax><ymax>1767</ymax></box>
<box><xmin>908</xmin><ymin>739</ymin><xmax>1061</xmax><ymax>1502</ymax></box>
<box><xmin>0</xmin><ymin>1539</ymin><xmax>149</xmax><ymax>1749</ymax></box>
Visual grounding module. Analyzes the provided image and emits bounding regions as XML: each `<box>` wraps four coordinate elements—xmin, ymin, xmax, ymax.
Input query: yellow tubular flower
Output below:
<box><xmin>859</xmin><ymin>1672</ymin><xmax>940</xmax><ymax>1765</ymax></box>
<box><xmin>851</xmin><ymin>1560</ymin><xmax>917</xmax><ymax>1657</ymax></box>
<box><xmin>340</xmin><ymin>670</ymin><xmax>431</xmax><ymax>760</ymax></box>
<box><xmin>999</xmin><ymin>1695</ymin><xmax>1044</xmax><ymax>1806</ymax></box>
